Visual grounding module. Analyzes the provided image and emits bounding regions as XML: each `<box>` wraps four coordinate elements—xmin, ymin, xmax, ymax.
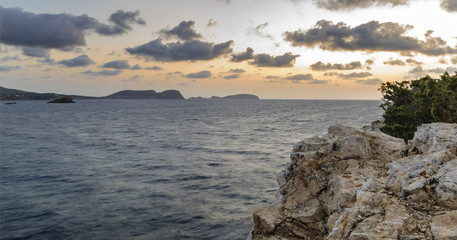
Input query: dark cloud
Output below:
<box><xmin>0</xmin><ymin>7</ymin><xmax>145</xmax><ymax>49</ymax></box>
<box><xmin>355</xmin><ymin>78</ymin><xmax>383</xmax><ymax>85</ymax></box>
<box><xmin>96</xmin><ymin>10</ymin><xmax>145</xmax><ymax>36</ymax></box>
<box><xmin>126</xmin><ymin>39</ymin><xmax>233</xmax><ymax>62</ymax></box>
<box><xmin>310</xmin><ymin>61</ymin><xmax>362</xmax><ymax>71</ymax></box>
<box><xmin>145</xmin><ymin>66</ymin><xmax>163</xmax><ymax>70</ymax></box>
<box><xmin>207</xmin><ymin>19</ymin><xmax>217</xmax><ymax>27</ymax></box>
<box><xmin>101</xmin><ymin>60</ymin><xmax>130</xmax><ymax>69</ymax></box>
<box><xmin>231</xmin><ymin>48</ymin><xmax>299</xmax><ymax>67</ymax></box>
<box><xmin>309</xmin><ymin>79</ymin><xmax>329</xmax><ymax>84</ymax></box>
<box><xmin>0</xmin><ymin>65</ymin><xmax>20</xmax><ymax>72</ymax></box>
<box><xmin>223</xmin><ymin>74</ymin><xmax>240</xmax><ymax>79</ymax></box>
<box><xmin>313</xmin><ymin>0</ymin><xmax>409</xmax><ymax>10</ymax></box>
<box><xmin>229</xmin><ymin>68</ymin><xmax>245</xmax><ymax>73</ymax></box>
<box><xmin>22</xmin><ymin>47</ymin><xmax>50</xmax><ymax>58</ymax></box>
<box><xmin>131</xmin><ymin>64</ymin><xmax>142</xmax><ymax>70</ymax></box>
<box><xmin>58</xmin><ymin>54</ymin><xmax>95</xmax><ymax>67</ymax></box>
<box><xmin>284</xmin><ymin>20</ymin><xmax>457</xmax><ymax>56</ymax></box>
<box><xmin>383</xmin><ymin>58</ymin><xmax>406</xmax><ymax>66</ymax></box>
<box><xmin>441</xmin><ymin>0</ymin><xmax>457</xmax><ymax>12</ymax></box>
<box><xmin>81</xmin><ymin>69</ymin><xmax>121</xmax><ymax>76</ymax></box>
<box><xmin>182</xmin><ymin>70</ymin><xmax>212</xmax><ymax>78</ymax></box>
<box><xmin>160</xmin><ymin>21</ymin><xmax>202</xmax><ymax>41</ymax></box>
<box><xmin>252</xmin><ymin>52</ymin><xmax>299</xmax><ymax>67</ymax></box>
<box><xmin>231</xmin><ymin>47</ymin><xmax>254</xmax><ymax>62</ymax></box>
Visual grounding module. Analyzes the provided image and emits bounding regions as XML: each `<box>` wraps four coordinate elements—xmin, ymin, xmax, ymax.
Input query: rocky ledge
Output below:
<box><xmin>252</xmin><ymin>123</ymin><xmax>457</xmax><ymax>240</ymax></box>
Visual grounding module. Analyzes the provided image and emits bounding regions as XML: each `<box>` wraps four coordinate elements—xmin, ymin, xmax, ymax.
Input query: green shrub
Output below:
<box><xmin>379</xmin><ymin>72</ymin><xmax>457</xmax><ymax>142</ymax></box>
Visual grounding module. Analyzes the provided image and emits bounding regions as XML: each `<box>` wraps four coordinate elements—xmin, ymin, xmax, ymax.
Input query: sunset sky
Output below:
<box><xmin>1</xmin><ymin>0</ymin><xmax>456</xmax><ymax>99</ymax></box>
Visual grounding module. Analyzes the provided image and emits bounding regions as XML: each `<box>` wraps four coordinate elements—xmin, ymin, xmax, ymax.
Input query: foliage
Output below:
<box><xmin>379</xmin><ymin>72</ymin><xmax>457</xmax><ymax>142</ymax></box>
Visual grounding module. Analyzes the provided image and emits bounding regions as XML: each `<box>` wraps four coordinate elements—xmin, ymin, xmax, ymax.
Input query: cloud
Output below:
<box><xmin>355</xmin><ymin>78</ymin><xmax>383</xmax><ymax>85</ymax></box>
<box><xmin>452</xmin><ymin>56</ymin><xmax>457</xmax><ymax>65</ymax></box>
<box><xmin>248</xmin><ymin>22</ymin><xmax>273</xmax><ymax>39</ymax></box>
<box><xmin>96</xmin><ymin>10</ymin><xmax>145</xmax><ymax>36</ymax></box>
<box><xmin>406</xmin><ymin>65</ymin><xmax>457</xmax><ymax>78</ymax></box>
<box><xmin>407</xmin><ymin>66</ymin><xmax>426</xmax><ymax>78</ymax></box>
<box><xmin>231</xmin><ymin>47</ymin><xmax>254</xmax><ymax>62</ymax></box>
<box><xmin>101</xmin><ymin>60</ymin><xmax>130</xmax><ymax>69</ymax></box>
<box><xmin>223</xmin><ymin>74</ymin><xmax>240</xmax><ymax>79</ymax></box>
<box><xmin>383</xmin><ymin>58</ymin><xmax>406</xmax><ymax>66</ymax></box>
<box><xmin>131</xmin><ymin>64</ymin><xmax>142</xmax><ymax>70</ymax></box>
<box><xmin>207</xmin><ymin>19</ymin><xmax>217</xmax><ymax>27</ymax></box>
<box><xmin>145</xmin><ymin>66</ymin><xmax>163</xmax><ymax>70</ymax></box>
<box><xmin>229</xmin><ymin>68</ymin><xmax>245</xmax><ymax>73</ymax></box>
<box><xmin>365</xmin><ymin>59</ymin><xmax>375</xmax><ymax>65</ymax></box>
<box><xmin>339</xmin><ymin>72</ymin><xmax>373</xmax><ymax>79</ymax></box>
<box><xmin>281</xmin><ymin>73</ymin><xmax>328</xmax><ymax>84</ymax></box>
<box><xmin>0</xmin><ymin>65</ymin><xmax>20</xmax><ymax>72</ymax></box>
<box><xmin>0</xmin><ymin>7</ymin><xmax>145</xmax><ymax>49</ymax></box>
<box><xmin>182</xmin><ymin>70</ymin><xmax>212</xmax><ymax>78</ymax></box>
<box><xmin>441</xmin><ymin>0</ymin><xmax>457</xmax><ymax>12</ymax></box>
<box><xmin>405</xmin><ymin>58</ymin><xmax>423</xmax><ymax>66</ymax></box>
<box><xmin>22</xmin><ymin>47</ymin><xmax>50</xmax><ymax>58</ymax></box>
<box><xmin>313</xmin><ymin>0</ymin><xmax>409</xmax><ymax>10</ymax></box>
<box><xmin>126</xmin><ymin>39</ymin><xmax>233</xmax><ymax>62</ymax></box>
<box><xmin>231</xmin><ymin>48</ymin><xmax>299</xmax><ymax>67</ymax></box>
<box><xmin>0</xmin><ymin>55</ymin><xmax>21</xmax><ymax>62</ymax></box>
<box><xmin>252</xmin><ymin>52</ymin><xmax>299</xmax><ymax>67</ymax></box>
<box><xmin>159</xmin><ymin>21</ymin><xmax>202</xmax><ymax>41</ymax></box>
<box><xmin>81</xmin><ymin>69</ymin><xmax>122</xmax><ymax>76</ymax></box>
<box><xmin>284</xmin><ymin>74</ymin><xmax>313</xmax><ymax>81</ymax></box>
<box><xmin>324</xmin><ymin>71</ymin><xmax>373</xmax><ymax>79</ymax></box>
<box><xmin>284</xmin><ymin>20</ymin><xmax>457</xmax><ymax>56</ymax></box>
<box><xmin>122</xmin><ymin>75</ymin><xmax>143</xmax><ymax>82</ymax></box>
<box><xmin>310</xmin><ymin>61</ymin><xmax>362</xmax><ymax>71</ymax></box>
<box><xmin>265</xmin><ymin>75</ymin><xmax>281</xmax><ymax>79</ymax></box>
<box><xmin>58</xmin><ymin>54</ymin><xmax>95</xmax><ymax>67</ymax></box>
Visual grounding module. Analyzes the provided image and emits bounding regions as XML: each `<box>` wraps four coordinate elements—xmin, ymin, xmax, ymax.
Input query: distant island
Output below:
<box><xmin>104</xmin><ymin>90</ymin><xmax>184</xmax><ymax>99</ymax></box>
<box><xmin>0</xmin><ymin>87</ymin><xmax>184</xmax><ymax>100</ymax></box>
<box><xmin>188</xmin><ymin>94</ymin><xmax>259</xmax><ymax>100</ymax></box>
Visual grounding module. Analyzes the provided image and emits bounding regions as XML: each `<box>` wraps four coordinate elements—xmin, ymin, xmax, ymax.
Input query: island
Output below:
<box><xmin>104</xmin><ymin>90</ymin><xmax>184</xmax><ymax>99</ymax></box>
<box><xmin>189</xmin><ymin>94</ymin><xmax>259</xmax><ymax>100</ymax></box>
<box><xmin>0</xmin><ymin>87</ymin><xmax>185</xmax><ymax>100</ymax></box>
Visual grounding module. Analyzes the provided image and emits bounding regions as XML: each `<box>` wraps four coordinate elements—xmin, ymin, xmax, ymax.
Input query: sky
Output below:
<box><xmin>1</xmin><ymin>0</ymin><xmax>456</xmax><ymax>99</ymax></box>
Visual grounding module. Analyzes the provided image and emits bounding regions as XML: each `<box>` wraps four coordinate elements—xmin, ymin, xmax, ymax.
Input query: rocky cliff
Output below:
<box><xmin>252</xmin><ymin>123</ymin><xmax>457</xmax><ymax>240</ymax></box>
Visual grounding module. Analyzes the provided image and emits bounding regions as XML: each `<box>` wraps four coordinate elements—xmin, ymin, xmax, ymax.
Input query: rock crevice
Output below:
<box><xmin>252</xmin><ymin>123</ymin><xmax>457</xmax><ymax>240</ymax></box>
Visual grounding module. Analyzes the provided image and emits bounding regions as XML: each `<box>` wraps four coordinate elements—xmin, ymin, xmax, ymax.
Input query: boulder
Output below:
<box><xmin>47</xmin><ymin>96</ymin><xmax>75</xmax><ymax>103</ymax></box>
<box><xmin>252</xmin><ymin>123</ymin><xmax>457</xmax><ymax>240</ymax></box>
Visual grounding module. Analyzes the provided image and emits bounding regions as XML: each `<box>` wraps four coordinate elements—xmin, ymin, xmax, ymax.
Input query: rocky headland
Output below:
<box><xmin>252</xmin><ymin>123</ymin><xmax>457</xmax><ymax>240</ymax></box>
<box><xmin>189</xmin><ymin>94</ymin><xmax>259</xmax><ymax>100</ymax></box>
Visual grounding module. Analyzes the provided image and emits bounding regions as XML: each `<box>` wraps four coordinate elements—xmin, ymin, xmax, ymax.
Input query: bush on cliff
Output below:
<box><xmin>379</xmin><ymin>72</ymin><xmax>457</xmax><ymax>142</ymax></box>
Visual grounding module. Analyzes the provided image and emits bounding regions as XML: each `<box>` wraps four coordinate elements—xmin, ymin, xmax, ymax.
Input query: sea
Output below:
<box><xmin>0</xmin><ymin>99</ymin><xmax>382</xmax><ymax>240</ymax></box>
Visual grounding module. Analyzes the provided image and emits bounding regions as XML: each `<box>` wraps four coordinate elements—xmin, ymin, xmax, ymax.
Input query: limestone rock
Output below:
<box><xmin>252</xmin><ymin>123</ymin><xmax>457</xmax><ymax>240</ymax></box>
<box><xmin>430</xmin><ymin>211</ymin><xmax>457</xmax><ymax>240</ymax></box>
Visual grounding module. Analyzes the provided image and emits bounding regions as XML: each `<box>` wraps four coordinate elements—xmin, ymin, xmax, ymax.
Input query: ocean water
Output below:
<box><xmin>0</xmin><ymin>99</ymin><xmax>382</xmax><ymax>240</ymax></box>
